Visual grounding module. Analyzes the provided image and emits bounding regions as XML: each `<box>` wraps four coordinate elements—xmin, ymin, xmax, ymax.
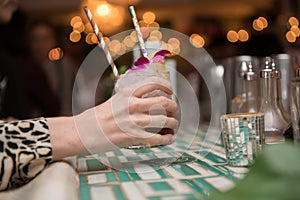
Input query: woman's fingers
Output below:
<box><xmin>131</xmin><ymin>77</ymin><xmax>173</xmax><ymax>98</ymax></box>
<box><xmin>146</xmin><ymin>115</ymin><xmax>179</xmax><ymax>129</ymax></box>
<box><xmin>129</xmin><ymin>96</ymin><xmax>178</xmax><ymax>115</ymax></box>
<box><xmin>99</xmin><ymin>76</ymin><xmax>179</xmax><ymax>150</ymax></box>
<box><xmin>131</xmin><ymin>114</ymin><xmax>179</xmax><ymax>130</ymax></box>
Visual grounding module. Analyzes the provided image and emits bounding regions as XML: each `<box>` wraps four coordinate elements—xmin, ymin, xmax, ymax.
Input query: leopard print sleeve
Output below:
<box><xmin>0</xmin><ymin>118</ymin><xmax>53</xmax><ymax>191</ymax></box>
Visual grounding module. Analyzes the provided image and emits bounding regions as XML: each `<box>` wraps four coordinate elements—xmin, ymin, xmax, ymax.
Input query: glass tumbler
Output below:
<box><xmin>114</xmin><ymin>62</ymin><xmax>174</xmax><ymax>149</ymax></box>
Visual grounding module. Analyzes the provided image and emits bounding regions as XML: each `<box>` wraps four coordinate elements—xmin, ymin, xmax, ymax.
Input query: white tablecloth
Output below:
<box><xmin>0</xmin><ymin>161</ymin><xmax>78</xmax><ymax>200</ymax></box>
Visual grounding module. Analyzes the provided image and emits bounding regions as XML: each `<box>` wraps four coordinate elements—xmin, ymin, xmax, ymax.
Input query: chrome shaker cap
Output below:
<box><xmin>244</xmin><ymin>62</ymin><xmax>256</xmax><ymax>81</ymax></box>
<box><xmin>260</xmin><ymin>56</ymin><xmax>273</xmax><ymax>79</ymax></box>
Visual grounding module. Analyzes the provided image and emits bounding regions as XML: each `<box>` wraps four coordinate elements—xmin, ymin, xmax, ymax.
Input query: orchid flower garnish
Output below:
<box><xmin>126</xmin><ymin>50</ymin><xmax>171</xmax><ymax>73</ymax></box>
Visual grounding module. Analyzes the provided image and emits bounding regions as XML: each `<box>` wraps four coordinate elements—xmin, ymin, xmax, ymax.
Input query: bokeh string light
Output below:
<box><xmin>286</xmin><ymin>16</ymin><xmax>300</xmax><ymax>43</ymax></box>
<box><xmin>68</xmin><ymin>7</ymin><xmax>183</xmax><ymax>57</ymax></box>
<box><xmin>226</xmin><ymin>30</ymin><xmax>239</xmax><ymax>43</ymax></box>
<box><xmin>68</xmin><ymin>5</ymin><xmax>300</xmax><ymax>52</ymax></box>
<box><xmin>189</xmin><ymin>33</ymin><xmax>205</xmax><ymax>48</ymax></box>
<box><xmin>252</xmin><ymin>16</ymin><xmax>268</xmax><ymax>31</ymax></box>
<box><xmin>237</xmin><ymin>29</ymin><xmax>249</xmax><ymax>42</ymax></box>
<box><xmin>288</xmin><ymin>16</ymin><xmax>299</xmax><ymax>27</ymax></box>
<box><xmin>48</xmin><ymin>47</ymin><xmax>64</xmax><ymax>61</ymax></box>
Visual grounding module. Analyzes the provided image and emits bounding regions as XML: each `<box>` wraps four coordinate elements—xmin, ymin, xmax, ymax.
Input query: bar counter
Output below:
<box><xmin>0</xmin><ymin>126</ymin><xmax>249</xmax><ymax>200</ymax></box>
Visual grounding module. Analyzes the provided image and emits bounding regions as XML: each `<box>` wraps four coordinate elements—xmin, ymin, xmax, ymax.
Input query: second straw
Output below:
<box><xmin>129</xmin><ymin>5</ymin><xmax>148</xmax><ymax>58</ymax></box>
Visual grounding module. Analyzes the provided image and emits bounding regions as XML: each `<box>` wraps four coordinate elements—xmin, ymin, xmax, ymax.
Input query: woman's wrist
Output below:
<box><xmin>47</xmin><ymin>116</ymin><xmax>87</xmax><ymax>160</ymax></box>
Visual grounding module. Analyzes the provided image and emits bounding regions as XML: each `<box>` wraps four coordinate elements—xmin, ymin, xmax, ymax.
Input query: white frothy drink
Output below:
<box><xmin>115</xmin><ymin>62</ymin><xmax>171</xmax><ymax>98</ymax></box>
<box><xmin>114</xmin><ymin>53</ymin><xmax>174</xmax><ymax>149</ymax></box>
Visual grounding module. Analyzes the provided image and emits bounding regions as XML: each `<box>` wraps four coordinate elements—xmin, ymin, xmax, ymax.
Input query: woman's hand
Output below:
<box><xmin>49</xmin><ymin>77</ymin><xmax>178</xmax><ymax>159</ymax></box>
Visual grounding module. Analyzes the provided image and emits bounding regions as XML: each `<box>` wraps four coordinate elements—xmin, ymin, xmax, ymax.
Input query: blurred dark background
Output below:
<box><xmin>1</xmin><ymin>0</ymin><xmax>300</xmax><ymax>120</ymax></box>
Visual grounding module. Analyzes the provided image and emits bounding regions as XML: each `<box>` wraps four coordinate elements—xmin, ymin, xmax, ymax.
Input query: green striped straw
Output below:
<box><xmin>128</xmin><ymin>5</ymin><xmax>148</xmax><ymax>58</ymax></box>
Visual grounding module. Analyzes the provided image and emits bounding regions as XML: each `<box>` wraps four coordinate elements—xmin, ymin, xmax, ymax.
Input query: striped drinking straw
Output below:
<box><xmin>83</xmin><ymin>6</ymin><xmax>119</xmax><ymax>78</ymax></box>
<box><xmin>128</xmin><ymin>5</ymin><xmax>148</xmax><ymax>58</ymax></box>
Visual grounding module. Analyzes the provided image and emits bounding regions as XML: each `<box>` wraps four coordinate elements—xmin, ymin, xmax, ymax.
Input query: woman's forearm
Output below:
<box><xmin>47</xmin><ymin>116</ymin><xmax>86</xmax><ymax>160</ymax></box>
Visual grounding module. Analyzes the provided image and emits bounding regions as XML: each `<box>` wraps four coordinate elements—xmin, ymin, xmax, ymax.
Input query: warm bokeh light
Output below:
<box><xmin>91</xmin><ymin>33</ymin><xmax>98</xmax><ymax>44</ymax></box>
<box><xmin>166</xmin><ymin>43</ymin><xmax>174</xmax><ymax>53</ymax></box>
<box><xmin>161</xmin><ymin>41</ymin><xmax>168</xmax><ymax>50</ymax></box>
<box><xmin>96</xmin><ymin>3</ymin><xmax>111</xmax><ymax>17</ymax></box>
<box><xmin>150</xmin><ymin>30</ymin><xmax>162</xmax><ymax>41</ymax></box>
<box><xmin>84</xmin><ymin>23</ymin><xmax>93</xmax><ymax>34</ymax></box>
<box><xmin>130</xmin><ymin>31</ymin><xmax>138</xmax><ymax>43</ymax></box>
<box><xmin>286</xmin><ymin>30</ymin><xmax>297</xmax><ymax>43</ymax></box>
<box><xmin>161</xmin><ymin>41</ymin><xmax>180</xmax><ymax>54</ymax></box>
<box><xmin>138</xmin><ymin>20</ymin><xmax>148</xmax><ymax>28</ymax></box>
<box><xmin>103</xmin><ymin>37</ymin><xmax>110</xmax><ymax>46</ymax></box>
<box><xmin>288</xmin><ymin>16</ymin><xmax>299</xmax><ymax>27</ymax></box>
<box><xmin>147</xmin><ymin>36</ymin><xmax>159</xmax><ymax>42</ymax></box>
<box><xmin>168</xmin><ymin>38</ymin><xmax>180</xmax><ymax>49</ymax></box>
<box><xmin>190</xmin><ymin>33</ymin><xmax>205</xmax><ymax>48</ymax></box>
<box><xmin>48</xmin><ymin>47</ymin><xmax>63</xmax><ymax>61</ymax></box>
<box><xmin>168</xmin><ymin>38</ymin><xmax>180</xmax><ymax>54</ymax></box>
<box><xmin>117</xmin><ymin>43</ymin><xmax>126</xmax><ymax>55</ymax></box>
<box><xmin>70</xmin><ymin>16</ymin><xmax>82</xmax><ymax>27</ymax></box>
<box><xmin>143</xmin><ymin>11</ymin><xmax>156</xmax><ymax>24</ymax></box>
<box><xmin>148</xmin><ymin>22</ymin><xmax>160</xmax><ymax>30</ymax></box>
<box><xmin>73</xmin><ymin>21</ymin><xmax>85</xmax><ymax>33</ymax></box>
<box><xmin>69</xmin><ymin>31</ymin><xmax>81</xmax><ymax>43</ymax></box>
<box><xmin>110</xmin><ymin>6</ymin><xmax>125</xmax><ymax>26</ymax></box>
<box><xmin>85</xmin><ymin>33</ymin><xmax>93</xmax><ymax>45</ymax></box>
<box><xmin>83</xmin><ymin>1</ymin><xmax>125</xmax><ymax>34</ymax></box>
<box><xmin>172</xmin><ymin>47</ymin><xmax>180</xmax><ymax>55</ymax></box>
<box><xmin>238</xmin><ymin>29</ymin><xmax>249</xmax><ymax>42</ymax></box>
<box><xmin>291</xmin><ymin>26</ymin><xmax>300</xmax><ymax>37</ymax></box>
<box><xmin>123</xmin><ymin>35</ymin><xmax>136</xmax><ymax>49</ymax></box>
<box><xmin>77</xmin><ymin>2</ymin><xmax>299</xmax><ymax>49</ymax></box>
<box><xmin>227</xmin><ymin>30</ymin><xmax>239</xmax><ymax>43</ymax></box>
<box><xmin>109</xmin><ymin>39</ymin><xmax>122</xmax><ymax>54</ymax></box>
<box><xmin>253</xmin><ymin>19</ymin><xmax>264</xmax><ymax>31</ymax></box>
<box><xmin>258</xmin><ymin>16</ymin><xmax>268</xmax><ymax>28</ymax></box>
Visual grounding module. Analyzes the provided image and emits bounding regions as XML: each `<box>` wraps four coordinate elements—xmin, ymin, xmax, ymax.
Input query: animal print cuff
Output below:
<box><xmin>0</xmin><ymin>117</ymin><xmax>53</xmax><ymax>191</ymax></box>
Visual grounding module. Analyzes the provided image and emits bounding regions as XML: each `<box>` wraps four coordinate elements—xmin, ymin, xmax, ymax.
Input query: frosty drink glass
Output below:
<box><xmin>114</xmin><ymin>52</ymin><xmax>174</xmax><ymax>149</ymax></box>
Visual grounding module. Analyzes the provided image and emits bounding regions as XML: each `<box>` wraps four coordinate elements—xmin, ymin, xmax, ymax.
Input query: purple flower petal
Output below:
<box><xmin>132</xmin><ymin>49</ymin><xmax>171</xmax><ymax>69</ymax></box>
<box><xmin>153</xmin><ymin>50</ymin><xmax>171</xmax><ymax>57</ymax></box>
<box><xmin>151</xmin><ymin>50</ymin><xmax>171</xmax><ymax>63</ymax></box>
<box><xmin>134</xmin><ymin>56</ymin><xmax>150</xmax><ymax>66</ymax></box>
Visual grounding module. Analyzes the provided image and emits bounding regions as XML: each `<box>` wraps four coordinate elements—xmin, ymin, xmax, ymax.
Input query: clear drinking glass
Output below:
<box><xmin>259</xmin><ymin>57</ymin><xmax>290</xmax><ymax>144</ymax></box>
<box><xmin>220</xmin><ymin>112</ymin><xmax>264</xmax><ymax>166</ymax></box>
<box><xmin>114</xmin><ymin>61</ymin><xmax>174</xmax><ymax>149</ymax></box>
<box><xmin>290</xmin><ymin>68</ymin><xmax>300</xmax><ymax>144</ymax></box>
